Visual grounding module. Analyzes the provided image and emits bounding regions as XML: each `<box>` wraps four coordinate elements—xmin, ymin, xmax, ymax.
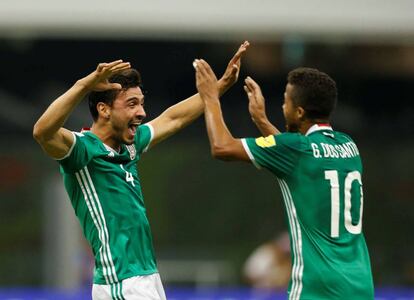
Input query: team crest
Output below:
<box><xmin>255</xmin><ymin>135</ymin><xmax>276</xmax><ymax>148</ymax></box>
<box><xmin>126</xmin><ymin>145</ymin><xmax>137</xmax><ymax>160</ymax></box>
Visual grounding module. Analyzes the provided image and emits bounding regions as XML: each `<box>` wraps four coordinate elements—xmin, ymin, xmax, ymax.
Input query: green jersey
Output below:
<box><xmin>242</xmin><ymin>124</ymin><xmax>374</xmax><ymax>300</ymax></box>
<box><xmin>58</xmin><ymin>124</ymin><xmax>157</xmax><ymax>285</ymax></box>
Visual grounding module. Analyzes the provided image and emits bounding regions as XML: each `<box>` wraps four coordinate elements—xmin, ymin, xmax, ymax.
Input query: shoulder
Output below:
<box><xmin>275</xmin><ymin>133</ymin><xmax>307</xmax><ymax>150</ymax></box>
<box><xmin>138</xmin><ymin>123</ymin><xmax>153</xmax><ymax>136</ymax></box>
<box><xmin>67</xmin><ymin>130</ymin><xmax>106</xmax><ymax>156</ymax></box>
<box><xmin>134</xmin><ymin>123</ymin><xmax>154</xmax><ymax>153</ymax></box>
<box><xmin>245</xmin><ymin>132</ymin><xmax>305</xmax><ymax>151</ymax></box>
<box><xmin>74</xmin><ymin>131</ymin><xmax>101</xmax><ymax>147</ymax></box>
<box><xmin>333</xmin><ymin>130</ymin><xmax>356</xmax><ymax>143</ymax></box>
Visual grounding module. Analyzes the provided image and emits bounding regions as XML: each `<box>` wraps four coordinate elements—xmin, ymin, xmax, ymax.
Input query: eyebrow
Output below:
<box><xmin>126</xmin><ymin>96</ymin><xmax>144</xmax><ymax>102</ymax></box>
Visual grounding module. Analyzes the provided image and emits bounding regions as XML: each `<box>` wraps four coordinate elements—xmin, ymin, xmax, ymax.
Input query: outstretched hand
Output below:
<box><xmin>244</xmin><ymin>76</ymin><xmax>267</xmax><ymax>121</ymax></box>
<box><xmin>194</xmin><ymin>59</ymin><xmax>220</xmax><ymax>102</ymax></box>
<box><xmin>219</xmin><ymin>41</ymin><xmax>250</xmax><ymax>93</ymax></box>
<box><xmin>78</xmin><ymin>60</ymin><xmax>131</xmax><ymax>92</ymax></box>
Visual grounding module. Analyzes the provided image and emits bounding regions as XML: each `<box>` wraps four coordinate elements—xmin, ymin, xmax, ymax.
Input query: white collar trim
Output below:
<box><xmin>103</xmin><ymin>143</ymin><xmax>120</xmax><ymax>154</ymax></box>
<box><xmin>305</xmin><ymin>124</ymin><xmax>333</xmax><ymax>136</ymax></box>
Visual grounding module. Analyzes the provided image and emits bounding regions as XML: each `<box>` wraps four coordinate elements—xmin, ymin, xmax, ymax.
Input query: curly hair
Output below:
<box><xmin>88</xmin><ymin>68</ymin><xmax>143</xmax><ymax>121</ymax></box>
<box><xmin>287</xmin><ymin>67</ymin><xmax>337</xmax><ymax>120</ymax></box>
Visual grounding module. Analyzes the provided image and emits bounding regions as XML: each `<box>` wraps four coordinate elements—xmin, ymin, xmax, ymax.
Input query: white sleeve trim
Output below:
<box><xmin>143</xmin><ymin>123</ymin><xmax>154</xmax><ymax>153</ymax></box>
<box><xmin>55</xmin><ymin>131</ymin><xmax>77</xmax><ymax>161</ymax></box>
<box><xmin>241</xmin><ymin>138</ymin><xmax>261</xmax><ymax>170</ymax></box>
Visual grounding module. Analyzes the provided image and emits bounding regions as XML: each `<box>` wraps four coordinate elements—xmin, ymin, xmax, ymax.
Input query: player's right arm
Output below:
<box><xmin>244</xmin><ymin>76</ymin><xmax>280</xmax><ymax>136</ymax></box>
<box><xmin>146</xmin><ymin>41</ymin><xmax>250</xmax><ymax>149</ymax></box>
<box><xmin>33</xmin><ymin>60</ymin><xmax>131</xmax><ymax>159</ymax></box>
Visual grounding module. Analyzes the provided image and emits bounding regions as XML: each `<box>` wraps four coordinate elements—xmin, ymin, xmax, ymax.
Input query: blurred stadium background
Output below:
<box><xmin>0</xmin><ymin>0</ymin><xmax>414</xmax><ymax>299</ymax></box>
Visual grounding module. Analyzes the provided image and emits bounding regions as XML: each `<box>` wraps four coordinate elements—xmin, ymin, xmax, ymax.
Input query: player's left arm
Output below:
<box><xmin>195</xmin><ymin>58</ymin><xmax>250</xmax><ymax>162</ymax></box>
<box><xmin>147</xmin><ymin>41</ymin><xmax>249</xmax><ymax>148</ymax></box>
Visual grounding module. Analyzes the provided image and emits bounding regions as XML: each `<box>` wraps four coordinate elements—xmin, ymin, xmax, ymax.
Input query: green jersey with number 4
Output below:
<box><xmin>242</xmin><ymin>124</ymin><xmax>374</xmax><ymax>300</ymax></box>
<box><xmin>58</xmin><ymin>124</ymin><xmax>157</xmax><ymax>285</ymax></box>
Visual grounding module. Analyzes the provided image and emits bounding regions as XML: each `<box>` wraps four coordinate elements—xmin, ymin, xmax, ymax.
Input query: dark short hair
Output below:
<box><xmin>88</xmin><ymin>68</ymin><xmax>143</xmax><ymax>121</ymax></box>
<box><xmin>287</xmin><ymin>67</ymin><xmax>337</xmax><ymax>120</ymax></box>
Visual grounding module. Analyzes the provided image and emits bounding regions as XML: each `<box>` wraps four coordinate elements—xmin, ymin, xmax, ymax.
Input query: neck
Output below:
<box><xmin>298</xmin><ymin>119</ymin><xmax>330</xmax><ymax>135</ymax></box>
<box><xmin>91</xmin><ymin>122</ymin><xmax>121</xmax><ymax>151</ymax></box>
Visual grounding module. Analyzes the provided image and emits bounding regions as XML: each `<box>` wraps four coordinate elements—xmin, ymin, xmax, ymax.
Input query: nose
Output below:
<box><xmin>136</xmin><ymin>105</ymin><xmax>146</xmax><ymax>120</ymax></box>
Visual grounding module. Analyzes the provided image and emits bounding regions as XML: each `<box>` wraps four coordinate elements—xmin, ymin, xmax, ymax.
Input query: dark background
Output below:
<box><xmin>0</xmin><ymin>38</ymin><xmax>413</xmax><ymax>288</ymax></box>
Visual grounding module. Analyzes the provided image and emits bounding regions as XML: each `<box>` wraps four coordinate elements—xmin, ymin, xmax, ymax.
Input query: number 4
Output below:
<box><xmin>325</xmin><ymin>170</ymin><xmax>363</xmax><ymax>238</ymax></box>
<box><xmin>120</xmin><ymin>164</ymin><xmax>135</xmax><ymax>187</ymax></box>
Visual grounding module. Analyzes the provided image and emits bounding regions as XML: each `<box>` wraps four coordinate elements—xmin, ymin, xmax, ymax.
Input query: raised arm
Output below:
<box><xmin>244</xmin><ymin>76</ymin><xmax>280</xmax><ymax>136</ymax></box>
<box><xmin>33</xmin><ymin>60</ymin><xmax>131</xmax><ymax>159</ymax></box>
<box><xmin>194</xmin><ymin>59</ymin><xmax>250</xmax><ymax>162</ymax></box>
<box><xmin>147</xmin><ymin>41</ymin><xmax>250</xmax><ymax>148</ymax></box>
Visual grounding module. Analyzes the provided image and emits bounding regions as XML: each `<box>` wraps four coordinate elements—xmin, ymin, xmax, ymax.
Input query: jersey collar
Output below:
<box><xmin>103</xmin><ymin>143</ymin><xmax>120</xmax><ymax>154</ymax></box>
<box><xmin>305</xmin><ymin>123</ymin><xmax>333</xmax><ymax>136</ymax></box>
<box><xmin>81</xmin><ymin>127</ymin><xmax>122</xmax><ymax>154</ymax></box>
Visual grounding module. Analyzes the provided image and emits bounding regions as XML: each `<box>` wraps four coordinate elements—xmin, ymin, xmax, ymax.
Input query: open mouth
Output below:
<box><xmin>128</xmin><ymin>122</ymin><xmax>140</xmax><ymax>136</ymax></box>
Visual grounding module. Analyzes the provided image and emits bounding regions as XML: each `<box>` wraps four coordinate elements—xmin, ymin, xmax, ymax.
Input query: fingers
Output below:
<box><xmin>111</xmin><ymin>62</ymin><xmax>131</xmax><ymax>73</ymax></box>
<box><xmin>193</xmin><ymin>59</ymin><xmax>205</xmax><ymax>87</ymax></box>
<box><xmin>244</xmin><ymin>76</ymin><xmax>265</xmax><ymax>105</ymax></box>
<box><xmin>245</xmin><ymin>76</ymin><xmax>262</xmax><ymax>93</ymax></box>
<box><xmin>245</xmin><ymin>76</ymin><xmax>257</xmax><ymax>87</ymax></box>
<box><xmin>234</xmin><ymin>41</ymin><xmax>250</xmax><ymax>59</ymax></box>
<box><xmin>244</xmin><ymin>85</ymin><xmax>254</xmax><ymax>98</ymax></box>
<box><xmin>193</xmin><ymin>59</ymin><xmax>217</xmax><ymax>79</ymax></box>
<box><xmin>97</xmin><ymin>60</ymin><xmax>131</xmax><ymax>74</ymax></box>
<box><xmin>97</xmin><ymin>63</ymin><xmax>107</xmax><ymax>72</ymax></box>
<box><xmin>230</xmin><ymin>64</ymin><xmax>239</xmax><ymax>76</ymax></box>
<box><xmin>109</xmin><ymin>83</ymin><xmax>123</xmax><ymax>90</ymax></box>
<box><xmin>106</xmin><ymin>59</ymin><xmax>124</xmax><ymax>68</ymax></box>
<box><xmin>230</xmin><ymin>40</ymin><xmax>250</xmax><ymax>64</ymax></box>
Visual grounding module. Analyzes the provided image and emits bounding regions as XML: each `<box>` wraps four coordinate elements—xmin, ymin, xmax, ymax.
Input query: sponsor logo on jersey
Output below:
<box><xmin>126</xmin><ymin>144</ymin><xmax>137</xmax><ymax>160</ymax></box>
<box><xmin>255</xmin><ymin>135</ymin><xmax>276</xmax><ymax>148</ymax></box>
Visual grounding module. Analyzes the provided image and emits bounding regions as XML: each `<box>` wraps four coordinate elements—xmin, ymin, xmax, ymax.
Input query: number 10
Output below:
<box><xmin>325</xmin><ymin>170</ymin><xmax>364</xmax><ymax>238</ymax></box>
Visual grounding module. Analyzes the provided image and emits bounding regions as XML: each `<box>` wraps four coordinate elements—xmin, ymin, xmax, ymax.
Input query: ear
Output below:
<box><xmin>97</xmin><ymin>102</ymin><xmax>111</xmax><ymax>120</ymax></box>
<box><xmin>296</xmin><ymin>106</ymin><xmax>306</xmax><ymax>120</ymax></box>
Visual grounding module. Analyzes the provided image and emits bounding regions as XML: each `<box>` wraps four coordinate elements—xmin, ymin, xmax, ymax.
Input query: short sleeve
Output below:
<box><xmin>58</xmin><ymin>132</ymin><xmax>93</xmax><ymax>173</ymax></box>
<box><xmin>135</xmin><ymin>124</ymin><xmax>154</xmax><ymax>154</ymax></box>
<box><xmin>241</xmin><ymin>133</ymin><xmax>303</xmax><ymax>178</ymax></box>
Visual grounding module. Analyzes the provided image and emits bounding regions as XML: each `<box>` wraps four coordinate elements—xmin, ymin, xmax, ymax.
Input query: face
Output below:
<box><xmin>282</xmin><ymin>83</ymin><xmax>301</xmax><ymax>133</ymax></box>
<box><xmin>108</xmin><ymin>87</ymin><xmax>146</xmax><ymax>145</ymax></box>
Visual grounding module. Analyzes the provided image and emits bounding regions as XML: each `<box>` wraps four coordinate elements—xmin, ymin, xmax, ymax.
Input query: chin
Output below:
<box><xmin>123</xmin><ymin>139</ymin><xmax>134</xmax><ymax>145</ymax></box>
<box><xmin>120</xmin><ymin>135</ymin><xmax>134</xmax><ymax>145</ymax></box>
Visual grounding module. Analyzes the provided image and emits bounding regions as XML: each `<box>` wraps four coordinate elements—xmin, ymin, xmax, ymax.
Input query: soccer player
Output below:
<box><xmin>33</xmin><ymin>41</ymin><xmax>249</xmax><ymax>300</ymax></box>
<box><xmin>194</xmin><ymin>59</ymin><xmax>374</xmax><ymax>299</ymax></box>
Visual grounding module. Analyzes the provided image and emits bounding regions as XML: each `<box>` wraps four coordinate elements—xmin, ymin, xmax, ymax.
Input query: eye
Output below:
<box><xmin>127</xmin><ymin>100</ymin><xmax>139</xmax><ymax>108</ymax></box>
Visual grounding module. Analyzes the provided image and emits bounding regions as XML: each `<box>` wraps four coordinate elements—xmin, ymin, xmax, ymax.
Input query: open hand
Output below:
<box><xmin>194</xmin><ymin>59</ymin><xmax>219</xmax><ymax>102</ymax></box>
<box><xmin>244</xmin><ymin>76</ymin><xmax>267</xmax><ymax>121</ymax></box>
<box><xmin>219</xmin><ymin>41</ymin><xmax>250</xmax><ymax>93</ymax></box>
<box><xmin>78</xmin><ymin>60</ymin><xmax>131</xmax><ymax>92</ymax></box>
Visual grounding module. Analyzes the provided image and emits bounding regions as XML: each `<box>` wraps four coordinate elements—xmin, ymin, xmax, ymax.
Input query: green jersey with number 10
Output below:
<box><xmin>242</xmin><ymin>124</ymin><xmax>374</xmax><ymax>300</ymax></box>
<box><xmin>58</xmin><ymin>124</ymin><xmax>157</xmax><ymax>285</ymax></box>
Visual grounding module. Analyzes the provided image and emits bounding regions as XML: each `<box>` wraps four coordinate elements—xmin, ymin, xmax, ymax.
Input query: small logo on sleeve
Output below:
<box><xmin>255</xmin><ymin>135</ymin><xmax>276</xmax><ymax>148</ymax></box>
